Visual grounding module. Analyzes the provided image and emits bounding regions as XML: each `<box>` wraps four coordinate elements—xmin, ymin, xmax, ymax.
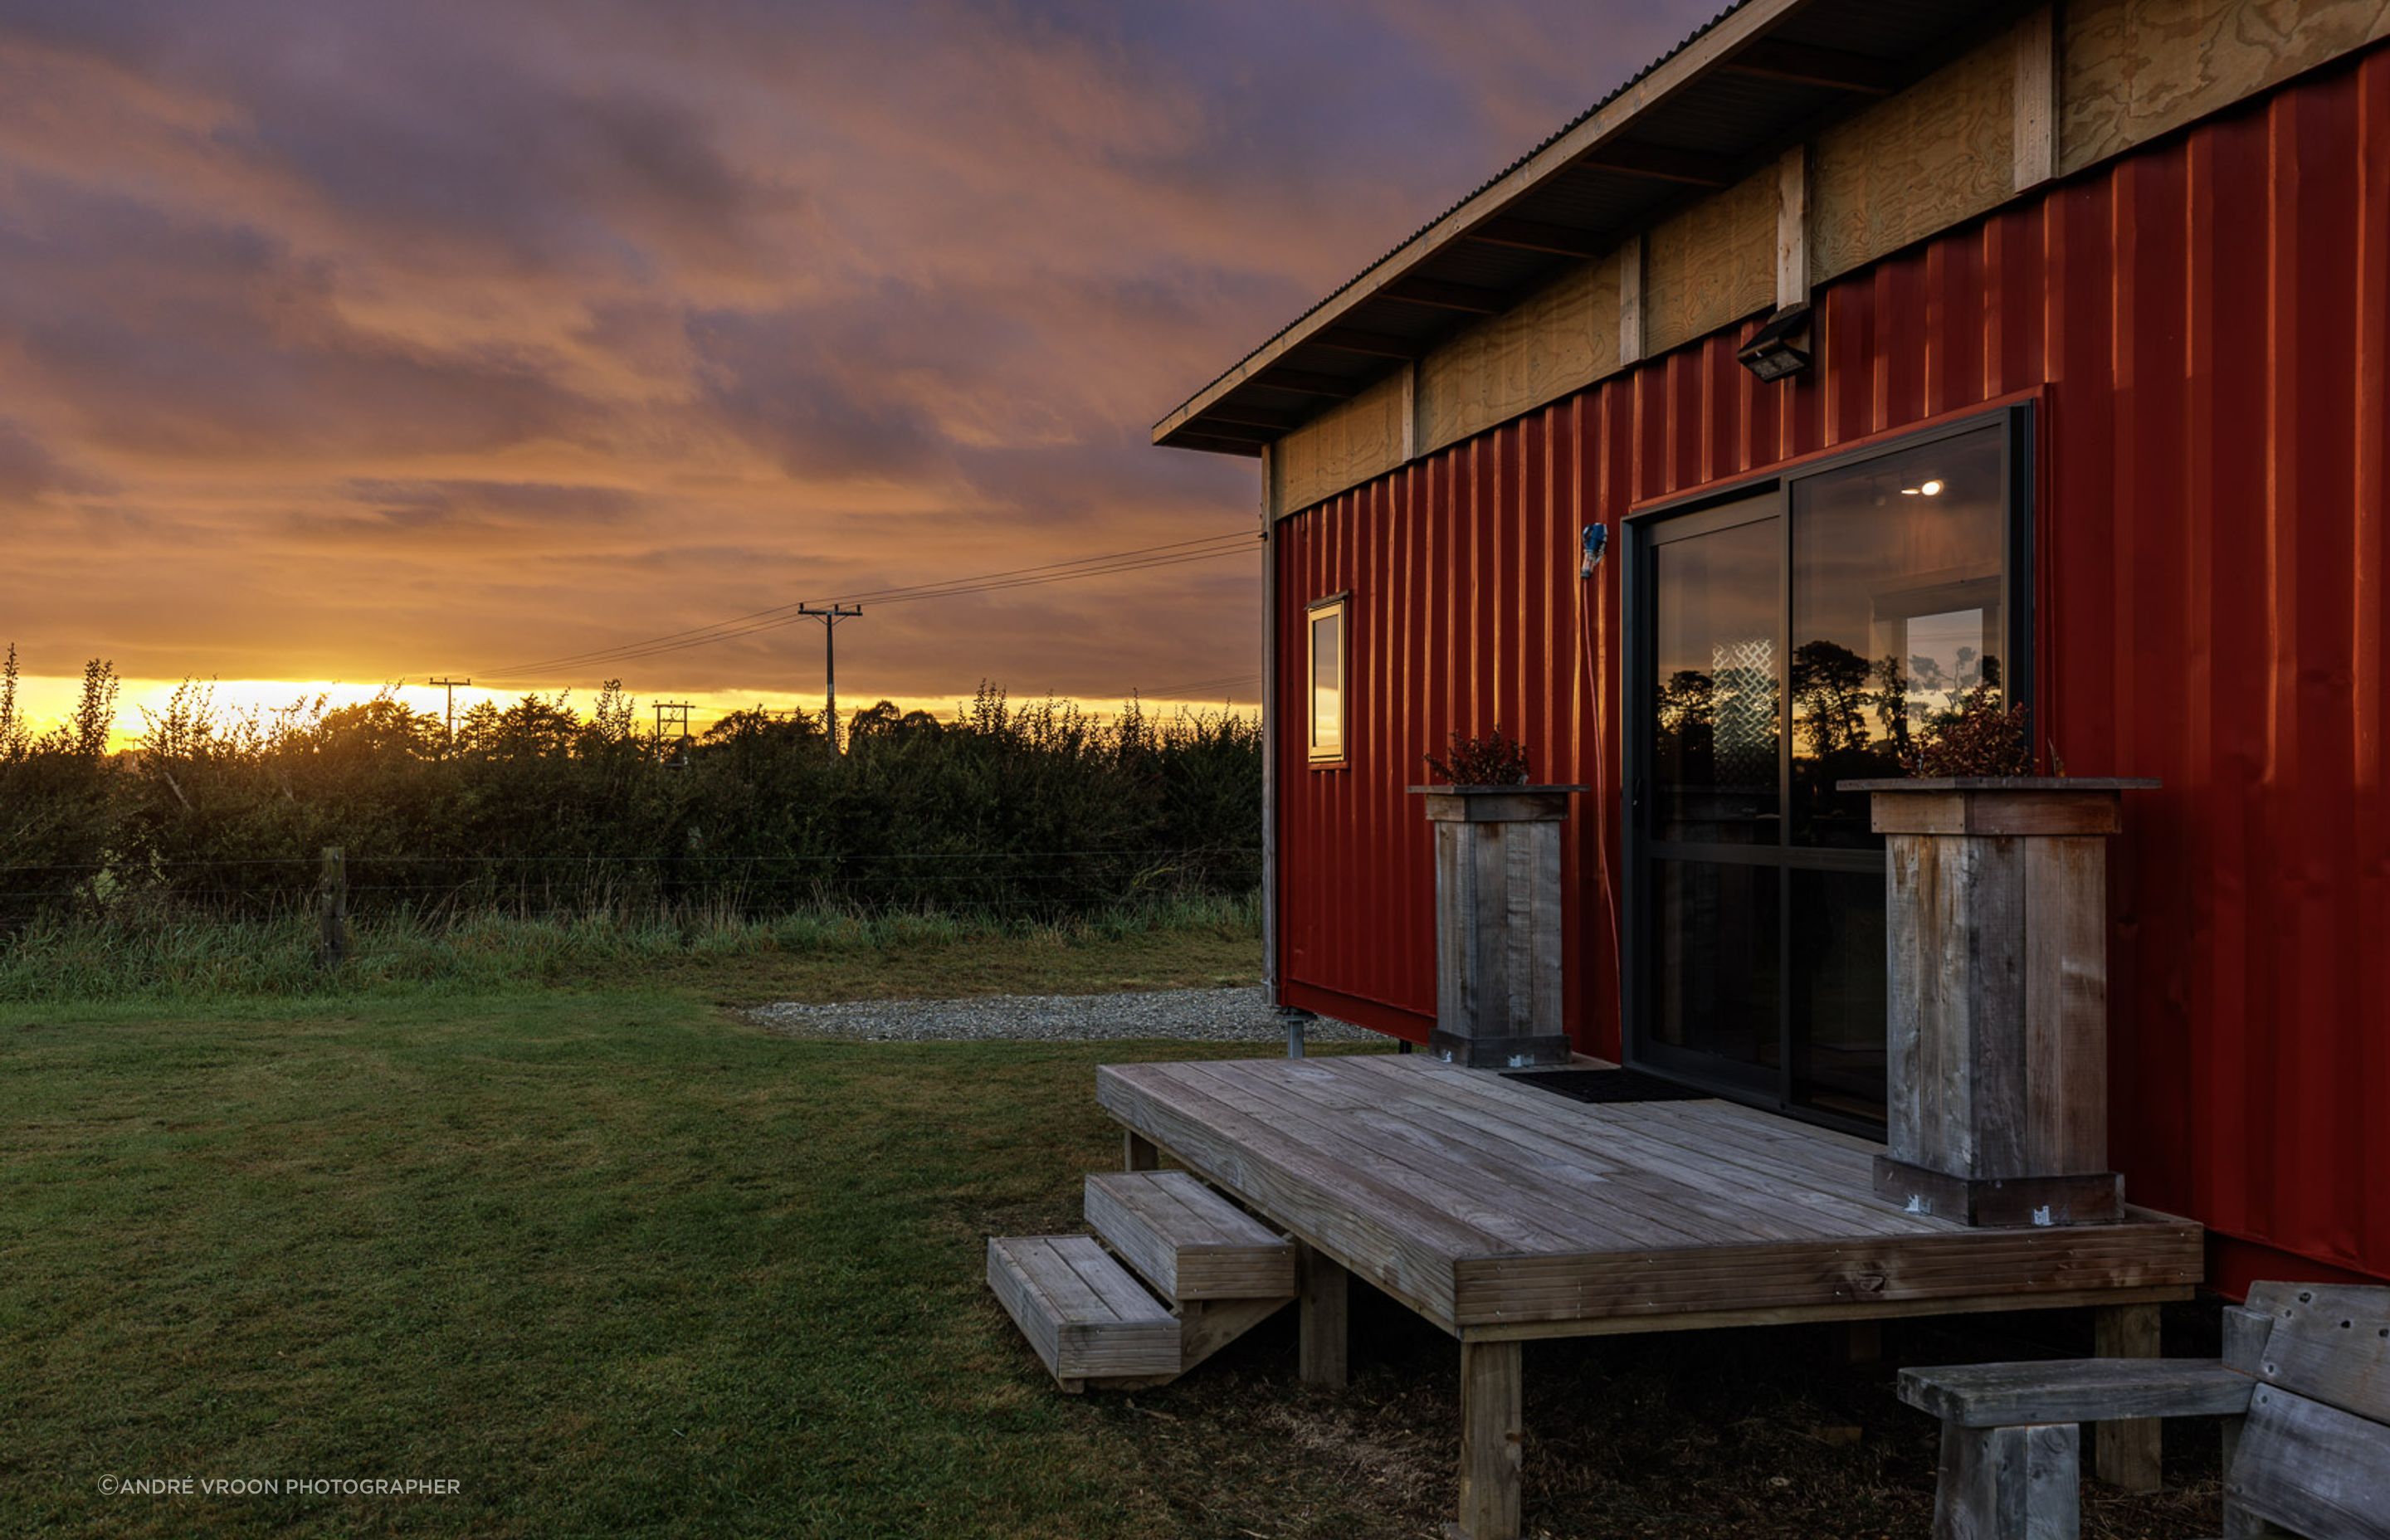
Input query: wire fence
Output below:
<box><xmin>0</xmin><ymin>845</ymin><xmax>1266</xmax><ymax>930</ymax></box>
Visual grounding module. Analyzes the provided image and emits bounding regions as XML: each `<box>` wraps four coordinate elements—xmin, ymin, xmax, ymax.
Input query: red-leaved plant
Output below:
<box><xmin>1900</xmin><ymin>681</ymin><xmax>2036</xmax><ymax>778</ymax></box>
<box><xmin>1425</xmin><ymin>727</ymin><xmax>1532</xmax><ymax>787</ymax></box>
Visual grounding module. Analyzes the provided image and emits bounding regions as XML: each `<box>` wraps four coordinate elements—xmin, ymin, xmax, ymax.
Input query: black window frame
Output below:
<box><xmin>1617</xmin><ymin>402</ymin><xmax>2036</xmax><ymax>1138</ymax></box>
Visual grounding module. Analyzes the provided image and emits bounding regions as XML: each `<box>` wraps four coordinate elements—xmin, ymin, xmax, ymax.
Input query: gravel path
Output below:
<box><xmin>749</xmin><ymin>986</ymin><xmax>1378</xmax><ymax>1044</ymax></box>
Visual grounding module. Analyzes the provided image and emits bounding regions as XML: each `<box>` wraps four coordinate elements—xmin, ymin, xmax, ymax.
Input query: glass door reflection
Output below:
<box><xmin>1641</xmin><ymin>494</ymin><xmax>1782</xmax><ymax>1093</ymax></box>
<box><xmin>1629</xmin><ymin>416</ymin><xmax>2023</xmax><ymax>1134</ymax></box>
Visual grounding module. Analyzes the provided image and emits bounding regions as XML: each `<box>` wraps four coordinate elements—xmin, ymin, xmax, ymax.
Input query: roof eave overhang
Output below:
<box><xmin>1154</xmin><ymin>0</ymin><xmax>1821</xmax><ymax>451</ymax></box>
<box><xmin>1154</xmin><ymin>0</ymin><xmax>1980</xmax><ymax>453</ymax></box>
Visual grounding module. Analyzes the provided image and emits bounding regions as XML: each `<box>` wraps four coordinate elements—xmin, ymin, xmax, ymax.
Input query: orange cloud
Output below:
<box><xmin>0</xmin><ymin>0</ymin><xmax>1714</xmax><ymax>709</ymax></box>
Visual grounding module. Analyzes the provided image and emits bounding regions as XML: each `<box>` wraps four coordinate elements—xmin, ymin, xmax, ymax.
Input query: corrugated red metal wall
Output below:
<box><xmin>1272</xmin><ymin>46</ymin><xmax>2390</xmax><ymax>1285</ymax></box>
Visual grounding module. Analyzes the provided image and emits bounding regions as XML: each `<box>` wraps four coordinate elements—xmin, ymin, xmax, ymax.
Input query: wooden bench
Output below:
<box><xmin>1899</xmin><ymin>1282</ymin><xmax>2390</xmax><ymax>1538</ymax></box>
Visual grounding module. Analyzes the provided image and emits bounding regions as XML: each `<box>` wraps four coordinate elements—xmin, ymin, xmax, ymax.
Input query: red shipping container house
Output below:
<box><xmin>1157</xmin><ymin>0</ymin><xmax>2390</xmax><ymax>1294</ymax></box>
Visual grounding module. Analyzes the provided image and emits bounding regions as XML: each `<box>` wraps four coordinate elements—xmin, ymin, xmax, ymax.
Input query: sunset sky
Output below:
<box><xmin>2</xmin><ymin>0</ymin><xmax>1710</xmax><ymax>738</ymax></box>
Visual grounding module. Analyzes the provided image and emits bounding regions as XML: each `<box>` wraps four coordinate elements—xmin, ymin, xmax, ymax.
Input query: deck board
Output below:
<box><xmin>1095</xmin><ymin>1055</ymin><xmax>2202</xmax><ymax>1338</ymax></box>
<box><xmin>1319</xmin><ymin>1062</ymin><xmax>1817</xmax><ymax>1247</ymax></box>
<box><xmin>1194</xmin><ymin>1061</ymin><xmax>1575</xmax><ymax>1251</ymax></box>
<box><xmin>1354</xmin><ymin>1057</ymin><xmax>1926</xmax><ymax>1240</ymax></box>
<box><xmin>1292</xmin><ymin>1075</ymin><xmax>1719</xmax><ymax>1249</ymax></box>
<box><xmin>1210</xmin><ymin>1059</ymin><xmax>1674</xmax><ymax>1249</ymax></box>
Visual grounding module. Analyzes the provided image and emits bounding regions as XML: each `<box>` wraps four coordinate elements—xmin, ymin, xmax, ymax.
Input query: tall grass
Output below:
<box><xmin>0</xmin><ymin>889</ymin><xmax>1261</xmax><ymax>1005</ymax></box>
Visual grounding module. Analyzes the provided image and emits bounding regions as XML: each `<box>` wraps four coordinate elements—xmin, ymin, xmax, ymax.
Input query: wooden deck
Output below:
<box><xmin>1095</xmin><ymin>1053</ymin><xmax>2203</xmax><ymax>1538</ymax></box>
<box><xmin>1096</xmin><ymin>1053</ymin><xmax>2202</xmax><ymax>1339</ymax></box>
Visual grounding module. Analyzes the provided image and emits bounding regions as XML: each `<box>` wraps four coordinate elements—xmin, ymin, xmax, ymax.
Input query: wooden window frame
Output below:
<box><xmin>1305</xmin><ymin>592</ymin><xmax>1350</xmax><ymax>768</ymax></box>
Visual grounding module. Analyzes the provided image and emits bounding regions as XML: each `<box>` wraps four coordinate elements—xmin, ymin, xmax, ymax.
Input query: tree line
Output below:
<box><xmin>0</xmin><ymin>651</ymin><xmax>1261</xmax><ymax>929</ymax></box>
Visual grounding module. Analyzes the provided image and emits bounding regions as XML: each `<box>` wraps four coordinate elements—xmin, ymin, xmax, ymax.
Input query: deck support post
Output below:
<box><xmin>1123</xmin><ymin>1130</ymin><xmax>1158</xmax><ymax>1172</ymax></box>
<box><xmin>1830</xmin><ymin>1319</ymin><xmax>1883</xmax><ymax>1366</ymax></box>
<box><xmin>2091</xmin><ymin>1301</ymin><xmax>2162</xmax><ymax>1492</ymax></box>
<box><xmin>1455</xmin><ymin>1338</ymin><xmax>1523</xmax><ymax>1540</ymax></box>
<box><xmin>1296</xmin><ymin>1243</ymin><xmax>1347</xmax><ymax>1389</ymax></box>
<box><xmin>1933</xmin><ymin>1421</ymin><xmax>2077</xmax><ymax>1539</ymax></box>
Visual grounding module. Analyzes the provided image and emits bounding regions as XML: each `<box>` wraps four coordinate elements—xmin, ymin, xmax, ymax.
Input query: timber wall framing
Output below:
<box><xmin>1262</xmin><ymin>0</ymin><xmax>2390</xmax><ymax>520</ymax></box>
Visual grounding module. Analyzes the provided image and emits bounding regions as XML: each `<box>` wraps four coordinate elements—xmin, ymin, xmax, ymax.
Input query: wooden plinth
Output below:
<box><xmin>1873</xmin><ymin>1155</ymin><xmax>2124</xmax><ymax>1228</ymax></box>
<box><xmin>1428</xmin><ymin>1028</ymin><xmax>1573</xmax><ymax>1070</ymax></box>
<box><xmin>1846</xmin><ymin>777</ymin><xmax>2157</xmax><ymax>1229</ymax></box>
<box><xmin>1413</xmin><ymin>784</ymin><xmax>1584</xmax><ymax>1070</ymax></box>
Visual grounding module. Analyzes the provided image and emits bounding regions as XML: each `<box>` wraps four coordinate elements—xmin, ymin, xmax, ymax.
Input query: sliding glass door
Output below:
<box><xmin>1640</xmin><ymin>493</ymin><xmax>1785</xmax><ymax>1098</ymax></box>
<box><xmin>1623</xmin><ymin>412</ymin><xmax>2028</xmax><ymax>1133</ymax></box>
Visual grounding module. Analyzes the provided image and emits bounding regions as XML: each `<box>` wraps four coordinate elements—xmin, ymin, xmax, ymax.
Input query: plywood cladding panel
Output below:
<box><xmin>1642</xmin><ymin>166</ymin><xmax>1778</xmax><ymax>357</ymax></box>
<box><xmin>1417</xmin><ymin>252</ymin><xmax>1622</xmax><ymax>460</ymax></box>
<box><xmin>1273</xmin><ymin>368</ymin><xmax>1409</xmax><ymax>520</ymax></box>
<box><xmin>1261</xmin><ymin>0</ymin><xmax>2390</xmax><ymax>519</ymax></box>
<box><xmin>1812</xmin><ymin>30</ymin><xmax>2017</xmax><ymax>284</ymax></box>
<box><xmin>2062</xmin><ymin>0</ymin><xmax>2390</xmax><ymax>173</ymax></box>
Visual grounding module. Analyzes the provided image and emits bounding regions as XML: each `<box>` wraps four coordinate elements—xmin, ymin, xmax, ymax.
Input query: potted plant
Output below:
<box><xmin>1842</xmin><ymin>686</ymin><xmax>2156</xmax><ymax>1226</ymax></box>
<box><xmin>1410</xmin><ymin>729</ymin><xmax>1585</xmax><ymax>1070</ymax></box>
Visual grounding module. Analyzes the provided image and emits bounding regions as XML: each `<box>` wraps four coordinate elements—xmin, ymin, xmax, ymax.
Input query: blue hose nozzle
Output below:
<box><xmin>1580</xmin><ymin>524</ymin><xmax>1607</xmax><ymax>578</ymax></box>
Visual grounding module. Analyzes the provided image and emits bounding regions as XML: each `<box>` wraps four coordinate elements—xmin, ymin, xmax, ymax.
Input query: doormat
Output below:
<box><xmin>1506</xmin><ymin>1068</ymin><xmax>1713</xmax><ymax>1104</ymax></box>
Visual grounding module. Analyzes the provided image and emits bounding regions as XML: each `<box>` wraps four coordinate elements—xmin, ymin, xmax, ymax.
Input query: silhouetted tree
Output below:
<box><xmin>1790</xmin><ymin>639</ymin><xmax>1874</xmax><ymax>758</ymax></box>
<box><xmin>0</xmin><ymin>658</ymin><xmax>1261</xmax><ymax>928</ymax></box>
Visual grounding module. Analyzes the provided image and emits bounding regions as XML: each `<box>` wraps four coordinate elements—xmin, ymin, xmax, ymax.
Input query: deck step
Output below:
<box><xmin>1085</xmin><ymin>1171</ymin><xmax>1295</xmax><ymax>1300</ymax></box>
<box><xmin>986</xmin><ymin>1235</ymin><xmax>1179</xmax><ymax>1390</ymax></box>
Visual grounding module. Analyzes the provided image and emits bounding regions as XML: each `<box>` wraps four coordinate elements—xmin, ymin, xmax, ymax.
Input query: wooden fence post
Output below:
<box><xmin>319</xmin><ymin>846</ymin><xmax>349</xmax><ymax>966</ymax></box>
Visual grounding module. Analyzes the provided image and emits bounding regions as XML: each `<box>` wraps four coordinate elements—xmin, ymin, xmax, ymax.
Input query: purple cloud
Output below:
<box><xmin>0</xmin><ymin>0</ymin><xmax>1715</xmax><ymax>699</ymax></box>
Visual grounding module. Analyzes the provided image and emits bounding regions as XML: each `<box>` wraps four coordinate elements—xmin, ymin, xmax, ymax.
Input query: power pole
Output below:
<box><xmin>796</xmin><ymin>605</ymin><xmax>863</xmax><ymax>754</ymax></box>
<box><xmin>428</xmin><ymin>677</ymin><xmax>471</xmax><ymax>751</ymax></box>
<box><xmin>653</xmin><ymin>701</ymin><xmax>693</xmax><ymax>767</ymax></box>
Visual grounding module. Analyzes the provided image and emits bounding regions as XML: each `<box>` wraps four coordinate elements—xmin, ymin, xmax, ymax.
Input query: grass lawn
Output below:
<box><xmin>0</xmin><ymin>922</ymin><xmax>2229</xmax><ymax>1538</ymax></box>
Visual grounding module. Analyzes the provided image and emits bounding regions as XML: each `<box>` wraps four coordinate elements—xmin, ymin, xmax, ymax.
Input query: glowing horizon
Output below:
<box><xmin>2</xmin><ymin>671</ymin><xmax>1260</xmax><ymax>753</ymax></box>
<box><xmin>0</xmin><ymin>2</ymin><xmax>1710</xmax><ymax>715</ymax></box>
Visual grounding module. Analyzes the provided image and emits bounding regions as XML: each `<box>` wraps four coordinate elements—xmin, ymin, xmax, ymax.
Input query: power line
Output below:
<box><xmin>808</xmin><ymin>532</ymin><xmax>1251</xmax><ymax>608</ymax></box>
<box><xmin>1115</xmin><ymin>671</ymin><xmax>1261</xmax><ymax>699</ymax></box>
<box><xmin>467</xmin><ymin>545</ymin><xmax>1254</xmax><ymax>685</ymax></box>
<box><xmin>862</xmin><ymin>546</ymin><xmax>1249</xmax><ymax>608</ymax></box>
<box><xmin>477</xmin><ymin>531</ymin><xmax>1256</xmax><ymax>680</ymax></box>
<box><xmin>481</xmin><ymin>540</ymin><xmax>1251</xmax><ymax>680</ymax></box>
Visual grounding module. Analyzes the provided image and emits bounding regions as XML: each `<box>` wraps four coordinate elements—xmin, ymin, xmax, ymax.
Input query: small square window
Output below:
<box><xmin>1306</xmin><ymin>594</ymin><xmax>1347</xmax><ymax>764</ymax></box>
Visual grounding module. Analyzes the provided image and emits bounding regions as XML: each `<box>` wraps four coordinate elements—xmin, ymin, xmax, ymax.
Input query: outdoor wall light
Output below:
<box><xmin>1736</xmin><ymin>304</ymin><xmax>1812</xmax><ymax>382</ymax></box>
<box><xmin>1900</xmin><ymin>480</ymin><xmax>1947</xmax><ymax>497</ymax></box>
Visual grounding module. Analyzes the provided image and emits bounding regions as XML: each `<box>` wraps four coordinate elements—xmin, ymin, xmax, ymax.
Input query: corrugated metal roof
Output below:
<box><xmin>1187</xmin><ymin>1</ymin><xmax>1753</xmax><ymax>387</ymax></box>
<box><xmin>1155</xmin><ymin>0</ymin><xmax>2012</xmax><ymax>455</ymax></box>
<box><xmin>1331</xmin><ymin>4</ymin><xmax>1749</xmax><ymax>288</ymax></box>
